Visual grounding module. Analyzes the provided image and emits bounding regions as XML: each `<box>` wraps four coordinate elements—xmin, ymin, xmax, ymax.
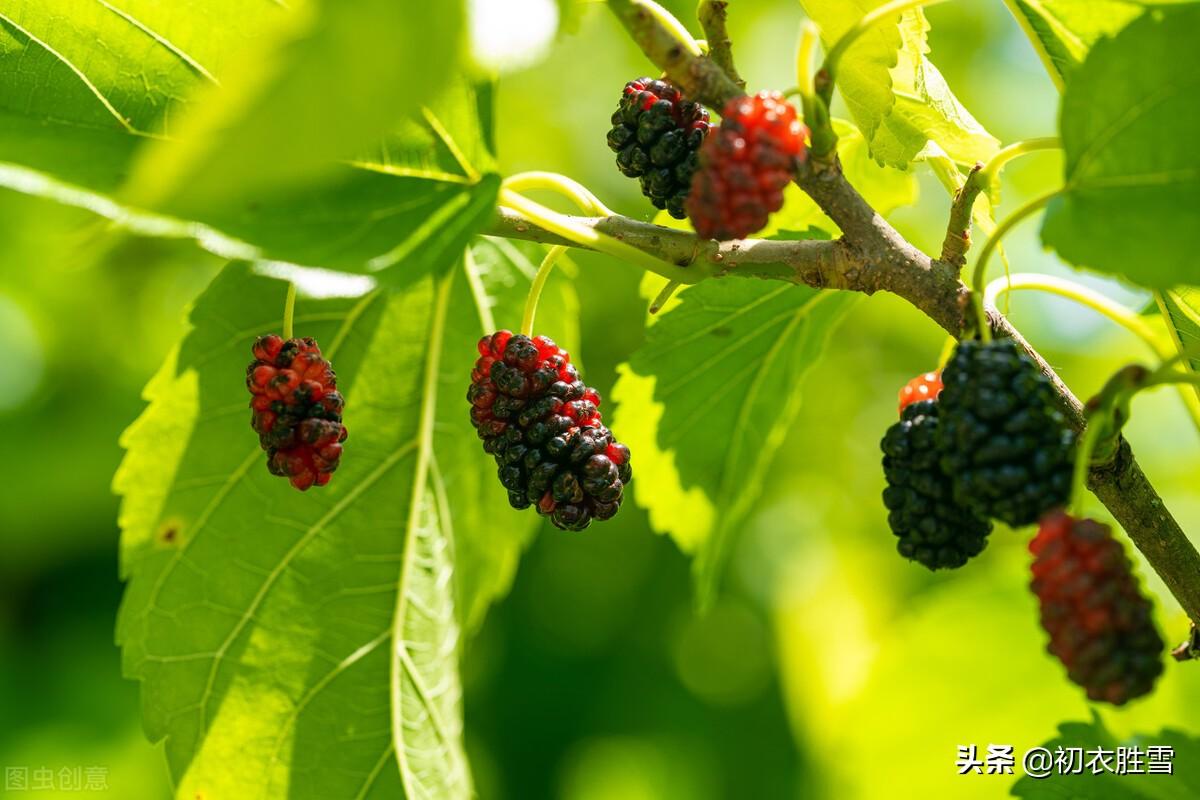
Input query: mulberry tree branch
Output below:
<box><xmin>509</xmin><ymin>0</ymin><xmax>1200</xmax><ymax>627</ymax></box>
<box><xmin>697</xmin><ymin>1</ymin><xmax>745</xmax><ymax>90</ymax></box>
<box><xmin>607</xmin><ymin>0</ymin><xmax>742</xmax><ymax>108</ymax></box>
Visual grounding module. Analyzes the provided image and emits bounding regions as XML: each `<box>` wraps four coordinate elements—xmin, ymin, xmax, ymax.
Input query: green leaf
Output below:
<box><xmin>612</xmin><ymin>278</ymin><xmax>854</xmax><ymax>604</ymax></box>
<box><xmin>799</xmin><ymin>3</ymin><xmax>998</xmax><ymax>168</ymax></box>
<box><xmin>1003</xmin><ymin>0</ymin><xmax>1187</xmax><ymax>88</ymax></box>
<box><xmin>1041</xmin><ymin>6</ymin><xmax>1200</xmax><ymax>288</ymax></box>
<box><xmin>1153</xmin><ymin>289</ymin><xmax>1200</xmax><ymax>408</ymax></box>
<box><xmin>798</xmin><ymin>0</ymin><xmax>900</xmax><ymax>143</ymax></box>
<box><xmin>0</xmin><ymin>1</ymin><xmax>492</xmax><ymax>280</ymax></box>
<box><xmin>1012</xmin><ymin>715</ymin><xmax>1200</xmax><ymax>798</ymax></box>
<box><xmin>868</xmin><ymin>9</ymin><xmax>999</xmax><ymax>168</ymax></box>
<box><xmin>121</xmin><ymin>0</ymin><xmax>464</xmax><ymax>215</ymax></box>
<box><xmin>115</xmin><ymin>258</ymin><xmax>492</xmax><ymax>798</ymax></box>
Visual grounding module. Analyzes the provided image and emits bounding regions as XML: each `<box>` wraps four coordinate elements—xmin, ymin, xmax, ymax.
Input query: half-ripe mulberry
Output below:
<box><xmin>246</xmin><ymin>335</ymin><xmax>347</xmax><ymax>491</ymax></box>
<box><xmin>937</xmin><ymin>339</ymin><xmax>1076</xmax><ymax>527</ymax></box>
<box><xmin>1030</xmin><ymin>511</ymin><xmax>1164</xmax><ymax>705</ymax></box>
<box><xmin>685</xmin><ymin>91</ymin><xmax>807</xmax><ymax>240</ymax></box>
<box><xmin>898</xmin><ymin>370</ymin><xmax>943</xmax><ymax>414</ymax></box>
<box><xmin>881</xmin><ymin>399</ymin><xmax>992</xmax><ymax>569</ymax></box>
<box><xmin>467</xmin><ymin>331</ymin><xmax>631</xmax><ymax>531</ymax></box>
<box><xmin>606</xmin><ymin>77</ymin><xmax>711</xmax><ymax>219</ymax></box>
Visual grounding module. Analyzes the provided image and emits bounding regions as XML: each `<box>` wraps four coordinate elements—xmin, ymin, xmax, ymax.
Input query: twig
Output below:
<box><xmin>697</xmin><ymin>1</ymin><xmax>745</xmax><ymax>90</ymax></box>
<box><xmin>940</xmin><ymin>162</ymin><xmax>984</xmax><ymax>267</ymax></box>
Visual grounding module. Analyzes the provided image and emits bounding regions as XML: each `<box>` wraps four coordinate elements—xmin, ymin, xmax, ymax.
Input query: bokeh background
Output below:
<box><xmin>1</xmin><ymin>1</ymin><xmax>1196</xmax><ymax>798</ymax></box>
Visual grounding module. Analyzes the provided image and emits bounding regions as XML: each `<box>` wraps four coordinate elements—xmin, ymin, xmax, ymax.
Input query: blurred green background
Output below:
<box><xmin>2</xmin><ymin>1</ymin><xmax>1197</xmax><ymax>798</ymax></box>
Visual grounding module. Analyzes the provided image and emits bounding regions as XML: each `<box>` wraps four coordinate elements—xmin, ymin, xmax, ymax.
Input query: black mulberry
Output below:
<box><xmin>937</xmin><ymin>339</ymin><xmax>1076</xmax><ymax>527</ymax></box>
<box><xmin>606</xmin><ymin>77</ymin><xmax>711</xmax><ymax>219</ymax></box>
<box><xmin>882</xmin><ymin>400</ymin><xmax>992</xmax><ymax>569</ymax></box>
<box><xmin>467</xmin><ymin>331</ymin><xmax>631</xmax><ymax>531</ymax></box>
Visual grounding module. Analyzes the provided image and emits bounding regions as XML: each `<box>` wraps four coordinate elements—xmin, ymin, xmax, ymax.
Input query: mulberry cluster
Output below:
<box><xmin>881</xmin><ymin>400</ymin><xmax>992</xmax><ymax>570</ymax></box>
<box><xmin>246</xmin><ymin>335</ymin><xmax>347</xmax><ymax>491</ymax></box>
<box><xmin>606</xmin><ymin>77</ymin><xmax>711</xmax><ymax>219</ymax></box>
<box><xmin>685</xmin><ymin>91</ymin><xmax>807</xmax><ymax>240</ymax></box>
<box><xmin>467</xmin><ymin>331</ymin><xmax>631</xmax><ymax>531</ymax></box>
<box><xmin>1030</xmin><ymin>512</ymin><xmax>1164</xmax><ymax>705</ymax></box>
<box><xmin>937</xmin><ymin>339</ymin><xmax>1076</xmax><ymax>527</ymax></box>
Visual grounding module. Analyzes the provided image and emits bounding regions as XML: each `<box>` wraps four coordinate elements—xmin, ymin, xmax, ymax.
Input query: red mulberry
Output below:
<box><xmin>467</xmin><ymin>331</ymin><xmax>631</xmax><ymax>531</ymax></box>
<box><xmin>246</xmin><ymin>335</ymin><xmax>347</xmax><ymax>491</ymax></box>
<box><xmin>1030</xmin><ymin>512</ymin><xmax>1164</xmax><ymax>705</ymax></box>
<box><xmin>685</xmin><ymin>91</ymin><xmax>807</xmax><ymax>240</ymax></box>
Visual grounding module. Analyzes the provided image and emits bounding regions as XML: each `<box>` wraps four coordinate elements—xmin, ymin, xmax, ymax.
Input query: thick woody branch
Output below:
<box><xmin>607</xmin><ymin>0</ymin><xmax>743</xmax><ymax>108</ymax></box>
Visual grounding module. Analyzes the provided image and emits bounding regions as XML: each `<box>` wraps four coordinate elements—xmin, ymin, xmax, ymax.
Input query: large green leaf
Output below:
<box><xmin>799</xmin><ymin>2</ymin><xmax>998</xmax><ymax>168</ymax></box>
<box><xmin>798</xmin><ymin>0</ymin><xmax>900</xmax><ymax>143</ymax></box>
<box><xmin>115</xmin><ymin>263</ymin><xmax>442</xmax><ymax>797</ymax></box>
<box><xmin>115</xmin><ymin>234</ymin><xmax>561</xmax><ymax>795</ymax></box>
<box><xmin>1012</xmin><ymin>716</ymin><xmax>1200</xmax><ymax>798</ymax></box>
<box><xmin>1003</xmin><ymin>0</ymin><xmax>1189</xmax><ymax>88</ymax></box>
<box><xmin>0</xmin><ymin>1</ymin><xmax>490</xmax><ymax>279</ymax></box>
<box><xmin>612</xmin><ymin>277</ymin><xmax>854</xmax><ymax>605</ymax></box>
<box><xmin>1041</xmin><ymin>6</ymin><xmax>1200</xmax><ymax>288</ymax></box>
<box><xmin>123</xmin><ymin>0</ymin><xmax>463</xmax><ymax>215</ymax></box>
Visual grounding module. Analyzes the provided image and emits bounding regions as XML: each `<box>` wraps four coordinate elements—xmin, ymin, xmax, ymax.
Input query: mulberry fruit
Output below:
<box><xmin>1030</xmin><ymin>511</ymin><xmax>1164</xmax><ymax>705</ymax></box>
<box><xmin>606</xmin><ymin>77</ymin><xmax>711</xmax><ymax>219</ymax></box>
<box><xmin>685</xmin><ymin>91</ymin><xmax>807</xmax><ymax>240</ymax></box>
<box><xmin>898</xmin><ymin>370</ymin><xmax>942</xmax><ymax>414</ymax></box>
<box><xmin>246</xmin><ymin>335</ymin><xmax>347</xmax><ymax>491</ymax></box>
<box><xmin>881</xmin><ymin>400</ymin><xmax>992</xmax><ymax>569</ymax></box>
<box><xmin>467</xmin><ymin>331</ymin><xmax>631</xmax><ymax>531</ymax></box>
<box><xmin>937</xmin><ymin>339</ymin><xmax>1075</xmax><ymax>527</ymax></box>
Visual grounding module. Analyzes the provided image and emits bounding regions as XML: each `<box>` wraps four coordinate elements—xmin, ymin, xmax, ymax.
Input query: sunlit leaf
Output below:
<box><xmin>613</xmin><ymin>274</ymin><xmax>855</xmax><ymax>605</ymax></box>
<box><xmin>1003</xmin><ymin>0</ymin><xmax>1188</xmax><ymax>88</ymax></box>
<box><xmin>799</xmin><ymin>3</ymin><xmax>998</xmax><ymax>168</ymax></box>
<box><xmin>1041</xmin><ymin>5</ymin><xmax>1200</xmax><ymax>288</ymax></box>
<box><xmin>122</xmin><ymin>0</ymin><xmax>464</xmax><ymax>215</ymax></box>
<box><xmin>0</xmin><ymin>0</ymin><xmax>491</xmax><ymax>280</ymax></box>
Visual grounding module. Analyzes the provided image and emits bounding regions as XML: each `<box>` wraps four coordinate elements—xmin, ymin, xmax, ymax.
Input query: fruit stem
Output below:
<box><xmin>503</xmin><ymin>172</ymin><xmax>615</xmax><ymax>217</ymax></box>
<box><xmin>649</xmin><ymin>279</ymin><xmax>682</xmax><ymax>314</ymax></box>
<box><xmin>984</xmin><ymin>273</ymin><xmax>1169</xmax><ymax>359</ymax></box>
<box><xmin>1072</xmin><ymin>360</ymin><xmax>1200</xmax><ymax>514</ymax></box>
<box><xmin>282</xmin><ymin>281</ymin><xmax>296</xmax><ymax>340</ymax></box>
<box><xmin>795</xmin><ymin>20</ymin><xmax>838</xmax><ymax>161</ymax></box>
<box><xmin>499</xmin><ymin>188</ymin><xmax>700</xmax><ymax>284</ymax></box>
<box><xmin>817</xmin><ymin>0</ymin><xmax>950</xmax><ymax>107</ymax></box>
<box><xmin>1070</xmin><ymin>411</ymin><xmax>1108</xmax><ymax>517</ymax></box>
<box><xmin>936</xmin><ymin>334</ymin><xmax>956</xmax><ymax>369</ymax></box>
<box><xmin>978</xmin><ymin>137</ymin><xmax>1061</xmax><ymax>188</ymax></box>
<box><xmin>969</xmin><ymin>189</ymin><xmax>1060</xmax><ymax>341</ymax></box>
<box><xmin>522</xmin><ymin>245</ymin><xmax>568</xmax><ymax>336</ymax></box>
